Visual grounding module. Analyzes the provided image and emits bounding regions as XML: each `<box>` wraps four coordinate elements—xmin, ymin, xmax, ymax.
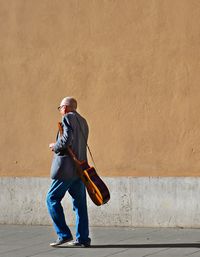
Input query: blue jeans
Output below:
<box><xmin>46</xmin><ymin>178</ymin><xmax>90</xmax><ymax>244</ymax></box>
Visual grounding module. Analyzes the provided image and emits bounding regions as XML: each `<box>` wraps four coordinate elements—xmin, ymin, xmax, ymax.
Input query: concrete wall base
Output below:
<box><xmin>1</xmin><ymin>177</ymin><xmax>200</xmax><ymax>227</ymax></box>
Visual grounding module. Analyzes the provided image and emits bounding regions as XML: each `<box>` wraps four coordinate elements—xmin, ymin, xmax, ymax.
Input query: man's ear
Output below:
<box><xmin>64</xmin><ymin>106</ymin><xmax>69</xmax><ymax>113</ymax></box>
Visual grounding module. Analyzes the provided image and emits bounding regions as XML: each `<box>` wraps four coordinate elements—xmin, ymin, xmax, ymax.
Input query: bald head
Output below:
<box><xmin>59</xmin><ymin>97</ymin><xmax>77</xmax><ymax>111</ymax></box>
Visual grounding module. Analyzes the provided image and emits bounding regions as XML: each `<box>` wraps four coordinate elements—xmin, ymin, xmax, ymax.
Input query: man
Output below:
<box><xmin>46</xmin><ymin>96</ymin><xmax>91</xmax><ymax>247</ymax></box>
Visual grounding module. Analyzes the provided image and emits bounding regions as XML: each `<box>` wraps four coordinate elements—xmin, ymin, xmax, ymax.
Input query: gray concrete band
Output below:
<box><xmin>0</xmin><ymin>177</ymin><xmax>199</xmax><ymax>227</ymax></box>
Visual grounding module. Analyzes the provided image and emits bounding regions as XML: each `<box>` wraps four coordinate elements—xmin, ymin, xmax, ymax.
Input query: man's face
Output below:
<box><xmin>58</xmin><ymin>105</ymin><xmax>67</xmax><ymax>116</ymax></box>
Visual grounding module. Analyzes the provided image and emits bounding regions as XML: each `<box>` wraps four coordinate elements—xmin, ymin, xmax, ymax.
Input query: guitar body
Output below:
<box><xmin>58</xmin><ymin>122</ymin><xmax>110</xmax><ymax>206</ymax></box>
<box><xmin>79</xmin><ymin>161</ymin><xmax>110</xmax><ymax>206</ymax></box>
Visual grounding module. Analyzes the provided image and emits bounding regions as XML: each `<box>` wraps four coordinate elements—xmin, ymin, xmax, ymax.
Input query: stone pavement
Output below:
<box><xmin>1</xmin><ymin>225</ymin><xmax>200</xmax><ymax>257</ymax></box>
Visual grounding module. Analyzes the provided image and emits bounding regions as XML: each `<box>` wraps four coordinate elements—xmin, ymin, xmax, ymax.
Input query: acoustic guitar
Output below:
<box><xmin>58</xmin><ymin>122</ymin><xmax>110</xmax><ymax>206</ymax></box>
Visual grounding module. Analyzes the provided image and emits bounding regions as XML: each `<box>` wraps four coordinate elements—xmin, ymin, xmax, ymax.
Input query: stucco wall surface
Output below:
<box><xmin>1</xmin><ymin>177</ymin><xmax>200</xmax><ymax>227</ymax></box>
<box><xmin>1</xmin><ymin>0</ymin><xmax>200</xmax><ymax>177</ymax></box>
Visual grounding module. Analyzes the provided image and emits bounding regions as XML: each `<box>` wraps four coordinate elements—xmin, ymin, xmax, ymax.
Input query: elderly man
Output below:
<box><xmin>46</xmin><ymin>97</ymin><xmax>91</xmax><ymax>247</ymax></box>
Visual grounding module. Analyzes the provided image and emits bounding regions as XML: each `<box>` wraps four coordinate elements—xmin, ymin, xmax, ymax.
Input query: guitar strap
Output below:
<box><xmin>75</xmin><ymin>114</ymin><xmax>97</xmax><ymax>170</ymax></box>
<box><xmin>58</xmin><ymin>114</ymin><xmax>97</xmax><ymax>169</ymax></box>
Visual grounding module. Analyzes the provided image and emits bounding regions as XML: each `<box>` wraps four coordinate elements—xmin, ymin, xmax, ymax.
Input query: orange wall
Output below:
<box><xmin>1</xmin><ymin>0</ymin><xmax>200</xmax><ymax>177</ymax></box>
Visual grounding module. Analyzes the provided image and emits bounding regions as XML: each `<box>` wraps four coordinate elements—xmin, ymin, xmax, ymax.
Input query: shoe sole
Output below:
<box><xmin>50</xmin><ymin>238</ymin><xmax>73</xmax><ymax>247</ymax></box>
<box><xmin>67</xmin><ymin>242</ymin><xmax>91</xmax><ymax>248</ymax></box>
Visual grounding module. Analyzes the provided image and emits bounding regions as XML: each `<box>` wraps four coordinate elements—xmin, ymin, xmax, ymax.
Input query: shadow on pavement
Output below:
<box><xmin>58</xmin><ymin>243</ymin><xmax>200</xmax><ymax>249</ymax></box>
<box><xmin>90</xmin><ymin>243</ymin><xmax>200</xmax><ymax>248</ymax></box>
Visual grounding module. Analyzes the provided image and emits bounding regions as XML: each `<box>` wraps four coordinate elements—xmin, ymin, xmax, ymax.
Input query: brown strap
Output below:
<box><xmin>58</xmin><ymin>118</ymin><xmax>97</xmax><ymax>170</ymax></box>
<box><xmin>75</xmin><ymin>116</ymin><xmax>97</xmax><ymax>169</ymax></box>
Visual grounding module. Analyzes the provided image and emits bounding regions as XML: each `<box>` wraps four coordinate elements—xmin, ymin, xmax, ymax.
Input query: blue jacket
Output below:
<box><xmin>50</xmin><ymin>111</ymin><xmax>89</xmax><ymax>180</ymax></box>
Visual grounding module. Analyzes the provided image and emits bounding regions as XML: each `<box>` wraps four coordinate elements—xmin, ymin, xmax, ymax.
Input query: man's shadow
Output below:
<box><xmin>58</xmin><ymin>243</ymin><xmax>200</xmax><ymax>248</ymax></box>
<box><xmin>90</xmin><ymin>243</ymin><xmax>200</xmax><ymax>248</ymax></box>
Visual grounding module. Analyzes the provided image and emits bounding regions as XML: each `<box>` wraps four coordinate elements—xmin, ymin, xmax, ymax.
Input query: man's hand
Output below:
<box><xmin>49</xmin><ymin>143</ymin><xmax>55</xmax><ymax>151</ymax></box>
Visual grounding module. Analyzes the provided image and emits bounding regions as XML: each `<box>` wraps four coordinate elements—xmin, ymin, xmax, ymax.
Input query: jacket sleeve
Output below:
<box><xmin>53</xmin><ymin>115</ymin><xmax>73</xmax><ymax>153</ymax></box>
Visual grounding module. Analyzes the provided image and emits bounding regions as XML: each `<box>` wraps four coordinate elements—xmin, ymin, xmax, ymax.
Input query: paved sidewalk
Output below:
<box><xmin>0</xmin><ymin>225</ymin><xmax>200</xmax><ymax>257</ymax></box>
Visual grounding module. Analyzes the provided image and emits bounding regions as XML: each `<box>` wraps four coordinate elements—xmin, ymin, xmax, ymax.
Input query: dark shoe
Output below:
<box><xmin>67</xmin><ymin>239</ymin><xmax>91</xmax><ymax>247</ymax></box>
<box><xmin>50</xmin><ymin>237</ymin><xmax>73</xmax><ymax>247</ymax></box>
